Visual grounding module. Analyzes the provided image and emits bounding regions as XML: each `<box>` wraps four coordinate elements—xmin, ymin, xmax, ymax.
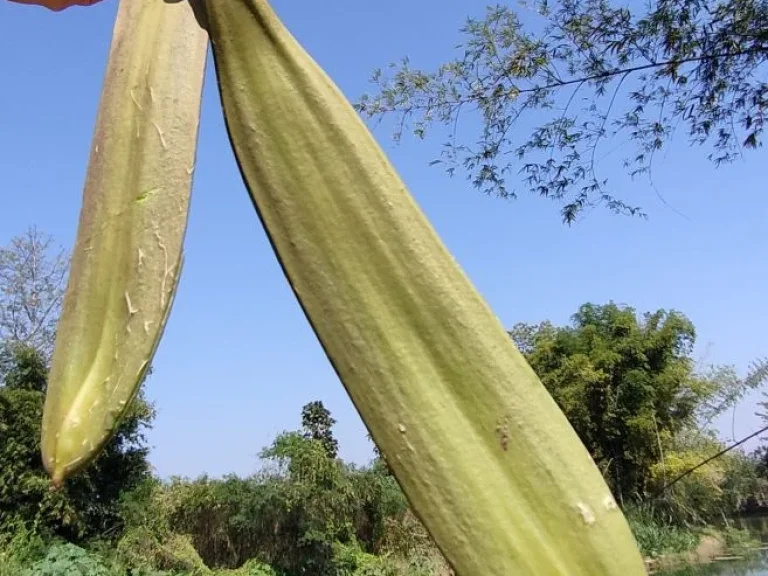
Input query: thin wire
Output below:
<box><xmin>653</xmin><ymin>424</ymin><xmax>768</xmax><ymax>498</ymax></box>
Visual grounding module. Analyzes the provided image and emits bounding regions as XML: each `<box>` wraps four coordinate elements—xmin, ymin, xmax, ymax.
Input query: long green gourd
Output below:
<box><xmin>203</xmin><ymin>1</ymin><xmax>647</xmax><ymax>574</ymax></box>
<box><xmin>41</xmin><ymin>0</ymin><xmax>208</xmax><ymax>487</ymax></box>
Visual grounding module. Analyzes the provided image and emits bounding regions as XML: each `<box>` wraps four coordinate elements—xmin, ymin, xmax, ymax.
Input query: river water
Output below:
<box><xmin>658</xmin><ymin>517</ymin><xmax>768</xmax><ymax>576</ymax></box>
<box><xmin>658</xmin><ymin>551</ymin><xmax>768</xmax><ymax>576</ymax></box>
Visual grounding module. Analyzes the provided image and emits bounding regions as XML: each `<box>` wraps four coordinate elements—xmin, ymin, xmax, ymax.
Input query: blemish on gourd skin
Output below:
<box><xmin>602</xmin><ymin>495</ymin><xmax>618</xmax><ymax>511</ymax></box>
<box><xmin>575</xmin><ymin>502</ymin><xmax>597</xmax><ymax>526</ymax></box>
<box><xmin>124</xmin><ymin>292</ymin><xmax>138</xmax><ymax>315</ymax></box>
<box><xmin>496</xmin><ymin>415</ymin><xmax>510</xmax><ymax>451</ymax></box>
<box><xmin>576</xmin><ymin>502</ymin><xmax>596</xmax><ymax>526</ymax></box>
<box><xmin>135</xmin><ymin>187</ymin><xmax>162</xmax><ymax>204</ymax></box>
<box><xmin>154</xmin><ymin>231</ymin><xmax>170</xmax><ymax>307</ymax></box>
<box><xmin>153</xmin><ymin>121</ymin><xmax>168</xmax><ymax>149</ymax></box>
<box><xmin>130</xmin><ymin>90</ymin><xmax>143</xmax><ymax>111</ymax></box>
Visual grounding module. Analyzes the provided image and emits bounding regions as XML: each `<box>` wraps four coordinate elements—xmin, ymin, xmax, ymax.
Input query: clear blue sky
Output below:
<box><xmin>1</xmin><ymin>0</ymin><xmax>766</xmax><ymax>480</ymax></box>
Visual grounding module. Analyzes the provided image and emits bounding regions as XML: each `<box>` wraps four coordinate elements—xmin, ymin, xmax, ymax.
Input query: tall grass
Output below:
<box><xmin>625</xmin><ymin>504</ymin><xmax>701</xmax><ymax>558</ymax></box>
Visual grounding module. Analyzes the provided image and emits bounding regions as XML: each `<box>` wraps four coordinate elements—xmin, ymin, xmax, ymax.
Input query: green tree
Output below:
<box><xmin>357</xmin><ymin>0</ymin><xmax>768</xmax><ymax>223</ymax></box>
<box><xmin>648</xmin><ymin>428</ymin><xmax>768</xmax><ymax>522</ymax></box>
<box><xmin>508</xmin><ymin>302</ymin><xmax>717</xmax><ymax>502</ymax></box>
<box><xmin>0</xmin><ymin>343</ymin><xmax>155</xmax><ymax>542</ymax></box>
<box><xmin>258</xmin><ymin>431</ymin><xmax>356</xmax><ymax>575</ymax></box>
<box><xmin>301</xmin><ymin>400</ymin><xmax>340</xmax><ymax>459</ymax></box>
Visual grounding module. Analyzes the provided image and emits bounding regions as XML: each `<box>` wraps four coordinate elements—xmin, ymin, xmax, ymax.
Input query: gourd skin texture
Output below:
<box><xmin>41</xmin><ymin>0</ymin><xmax>208</xmax><ymax>487</ymax></box>
<box><xmin>203</xmin><ymin>1</ymin><xmax>647</xmax><ymax>574</ymax></box>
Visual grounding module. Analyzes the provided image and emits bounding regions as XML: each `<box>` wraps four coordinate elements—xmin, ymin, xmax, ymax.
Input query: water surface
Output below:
<box><xmin>659</xmin><ymin>552</ymin><xmax>768</xmax><ymax>576</ymax></box>
<box><xmin>659</xmin><ymin>517</ymin><xmax>768</xmax><ymax>576</ymax></box>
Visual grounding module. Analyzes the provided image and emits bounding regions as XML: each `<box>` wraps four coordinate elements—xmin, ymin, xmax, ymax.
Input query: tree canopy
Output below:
<box><xmin>0</xmin><ymin>227</ymin><xmax>68</xmax><ymax>369</ymax></box>
<box><xmin>301</xmin><ymin>400</ymin><xmax>340</xmax><ymax>459</ymax></box>
<box><xmin>508</xmin><ymin>302</ymin><xmax>758</xmax><ymax>502</ymax></box>
<box><xmin>356</xmin><ymin>0</ymin><xmax>768</xmax><ymax>223</ymax></box>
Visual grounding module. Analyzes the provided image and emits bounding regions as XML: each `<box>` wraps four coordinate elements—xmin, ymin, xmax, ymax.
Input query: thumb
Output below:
<box><xmin>6</xmin><ymin>0</ymin><xmax>106</xmax><ymax>11</ymax></box>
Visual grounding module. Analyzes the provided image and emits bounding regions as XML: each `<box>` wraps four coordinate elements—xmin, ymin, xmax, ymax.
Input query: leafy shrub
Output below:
<box><xmin>376</xmin><ymin>510</ymin><xmax>450</xmax><ymax>574</ymax></box>
<box><xmin>217</xmin><ymin>559</ymin><xmax>277</xmax><ymax>576</ymax></box>
<box><xmin>22</xmin><ymin>543</ymin><xmax>110</xmax><ymax>576</ymax></box>
<box><xmin>0</xmin><ymin>541</ymin><xmax>25</xmax><ymax>576</ymax></box>
<box><xmin>331</xmin><ymin>540</ymin><xmax>398</xmax><ymax>576</ymax></box>
<box><xmin>347</xmin><ymin>465</ymin><xmax>408</xmax><ymax>554</ymax></box>
<box><xmin>115</xmin><ymin>527</ymin><xmax>209</xmax><ymax>575</ymax></box>
<box><xmin>159</xmin><ymin>434</ymin><xmax>409</xmax><ymax>573</ymax></box>
<box><xmin>0</xmin><ymin>525</ymin><xmax>49</xmax><ymax>567</ymax></box>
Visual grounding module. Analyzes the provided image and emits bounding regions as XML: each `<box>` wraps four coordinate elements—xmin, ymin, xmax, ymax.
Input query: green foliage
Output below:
<box><xmin>750</xmin><ymin>357</ymin><xmax>768</xmax><ymax>427</ymax></box>
<box><xmin>721</xmin><ymin>525</ymin><xmax>759</xmax><ymax>555</ymax></box>
<box><xmin>161</xmin><ymin>475</ymin><xmax>279</xmax><ymax>569</ymax></box>
<box><xmin>357</xmin><ymin>0</ymin><xmax>768</xmax><ymax>222</ymax></box>
<box><xmin>330</xmin><ymin>541</ymin><xmax>397</xmax><ymax>576</ymax></box>
<box><xmin>22</xmin><ymin>543</ymin><xmax>111</xmax><ymax>576</ymax></box>
<box><xmin>509</xmin><ymin>302</ymin><xmax>712</xmax><ymax>500</ymax></box>
<box><xmin>347</xmin><ymin>466</ymin><xmax>409</xmax><ymax>553</ymax></box>
<box><xmin>505</xmin><ymin>301</ymin><xmax>766</xmax><ymax>524</ymax></box>
<box><xmin>625</xmin><ymin>505</ymin><xmax>700</xmax><ymax>558</ymax></box>
<box><xmin>2</xmin><ymin>345</ymin><xmax>48</xmax><ymax>392</ymax></box>
<box><xmin>301</xmin><ymin>401</ymin><xmax>339</xmax><ymax>460</ymax></box>
<box><xmin>694</xmin><ymin>357</ymin><xmax>768</xmax><ymax>431</ymax></box>
<box><xmin>0</xmin><ymin>526</ymin><xmax>49</xmax><ymax>569</ymax></box>
<box><xmin>217</xmin><ymin>559</ymin><xmax>277</xmax><ymax>576</ymax></box>
<box><xmin>649</xmin><ymin>430</ymin><xmax>768</xmax><ymax>524</ymax></box>
<box><xmin>373</xmin><ymin>510</ymin><xmax>451</xmax><ymax>576</ymax></box>
<box><xmin>0</xmin><ymin>343</ymin><xmax>155</xmax><ymax>542</ymax></box>
<box><xmin>253</xmin><ymin>419</ymin><xmax>412</xmax><ymax>575</ymax></box>
<box><xmin>115</xmin><ymin>528</ymin><xmax>209</xmax><ymax>575</ymax></box>
<box><xmin>102</xmin><ymin>404</ymin><xmax>428</xmax><ymax>576</ymax></box>
<box><xmin>132</xmin><ymin>407</ymin><xmax>413</xmax><ymax>575</ymax></box>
